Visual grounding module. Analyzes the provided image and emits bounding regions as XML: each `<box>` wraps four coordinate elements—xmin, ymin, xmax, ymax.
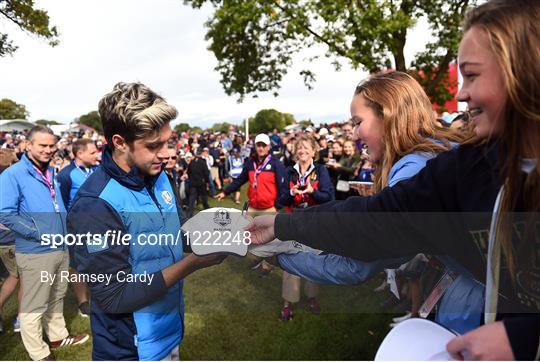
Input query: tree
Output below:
<box><xmin>249</xmin><ymin>109</ymin><xmax>295</xmax><ymax>134</ymax></box>
<box><xmin>35</xmin><ymin>119</ymin><xmax>59</xmax><ymax>126</ymax></box>
<box><xmin>184</xmin><ymin>0</ymin><xmax>475</xmax><ymax>106</ymax></box>
<box><xmin>191</xmin><ymin>126</ymin><xmax>203</xmax><ymax>134</ymax></box>
<box><xmin>174</xmin><ymin>123</ymin><xmax>192</xmax><ymax>133</ymax></box>
<box><xmin>0</xmin><ymin>98</ymin><xmax>29</xmax><ymax>119</ymax></box>
<box><xmin>77</xmin><ymin>111</ymin><xmax>102</xmax><ymax>132</ymax></box>
<box><xmin>210</xmin><ymin>121</ymin><xmax>235</xmax><ymax>133</ymax></box>
<box><xmin>282</xmin><ymin>113</ymin><xmax>295</xmax><ymax>127</ymax></box>
<box><xmin>299</xmin><ymin>119</ymin><xmax>313</xmax><ymax>128</ymax></box>
<box><xmin>0</xmin><ymin>0</ymin><xmax>59</xmax><ymax>57</ymax></box>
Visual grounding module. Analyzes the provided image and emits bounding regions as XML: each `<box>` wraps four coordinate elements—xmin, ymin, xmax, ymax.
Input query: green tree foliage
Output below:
<box><xmin>249</xmin><ymin>109</ymin><xmax>295</xmax><ymax>134</ymax></box>
<box><xmin>299</xmin><ymin>119</ymin><xmax>313</xmax><ymax>127</ymax></box>
<box><xmin>210</xmin><ymin>121</ymin><xmax>236</xmax><ymax>133</ymax></box>
<box><xmin>0</xmin><ymin>98</ymin><xmax>29</xmax><ymax>119</ymax></box>
<box><xmin>0</xmin><ymin>0</ymin><xmax>59</xmax><ymax>57</ymax></box>
<box><xmin>77</xmin><ymin>111</ymin><xmax>102</xmax><ymax>132</ymax></box>
<box><xmin>35</xmin><ymin>119</ymin><xmax>59</xmax><ymax>126</ymax></box>
<box><xmin>185</xmin><ymin>0</ymin><xmax>475</xmax><ymax>106</ymax></box>
<box><xmin>174</xmin><ymin>123</ymin><xmax>192</xmax><ymax>133</ymax></box>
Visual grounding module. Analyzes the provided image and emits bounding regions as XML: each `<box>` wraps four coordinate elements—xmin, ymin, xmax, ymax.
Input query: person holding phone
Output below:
<box><xmin>350</xmin><ymin>158</ymin><xmax>376</xmax><ymax>197</ymax></box>
<box><xmin>276</xmin><ymin>135</ymin><xmax>334</xmax><ymax>320</ymax></box>
<box><xmin>326</xmin><ymin>140</ymin><xmax>362</xmax><ymax>199</ymax></box>
<box><xmin>326</xmin><ymin>141</ymin><xmax>343</xmax><ymax>189</ymax></box>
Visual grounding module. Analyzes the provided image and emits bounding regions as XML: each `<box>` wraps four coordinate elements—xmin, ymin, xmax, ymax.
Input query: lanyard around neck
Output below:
<box><xmin>252</xmin><ymin>155</ymin><xmax>271</xmax><ymax>188</ymax></box>
<box><xmin>33</xmin><ymin>166</ymin><xmax>60</xmax><ymax>212</ymax></box>
<box><xmin>296</xmin><ymin>162</ymin><xmax>315</xmax><ymax>186</ymax></box>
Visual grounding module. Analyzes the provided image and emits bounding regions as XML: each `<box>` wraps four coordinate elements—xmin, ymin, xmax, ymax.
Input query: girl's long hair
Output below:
<box><xmin>354</xmin><ymin>71</ymin><xmax>468</xmax><ymax>191</ymax></box>
<box><xmin>464</xmin><ymin>0</ymin><xmax>540</xmax><ymax>280</ymax></box>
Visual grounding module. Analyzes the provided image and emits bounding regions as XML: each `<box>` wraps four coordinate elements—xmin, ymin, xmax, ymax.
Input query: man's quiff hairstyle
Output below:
<box><xmin>98</xmin><ymin>82</ymin><xmax>178</xmax><ymax>147</ymax></box>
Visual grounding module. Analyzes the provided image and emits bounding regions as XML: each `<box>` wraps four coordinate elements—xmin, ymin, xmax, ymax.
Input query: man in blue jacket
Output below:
<box><xmin>67</xmin><ymin>82</ymin><xmax>226</xmax><ymax>360</ymax></box>
<box><xmin>0</xmin><ymin>126</ymin><xmax>89</xmax><ymax>361</ymax></box>
<box><xmin>57</xmin><ymin>139</ymin><xmax>99</xmax><ymax>210</ymax></box>
<box><xmin>57</xmin><ymin>138</ymin><xmax>99</xmax><ymax>317</ymax></box>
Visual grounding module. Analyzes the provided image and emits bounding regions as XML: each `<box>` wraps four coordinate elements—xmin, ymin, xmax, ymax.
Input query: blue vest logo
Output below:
<box><xmin>161</xmin><ymin>191</ymin><xmax>173</xmax><ymax>204</ymax></box>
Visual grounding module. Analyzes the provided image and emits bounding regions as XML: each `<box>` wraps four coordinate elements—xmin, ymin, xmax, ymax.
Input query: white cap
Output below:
<box><xmin>184</xmin><ymin>152</ymin><xmax>193</xmax><ymax>158</ymax></box>
<box><xmin>319</xmin><ymin>127</ymin><xmax>329</xmax><ymax>136</ymax></box>
<box><xmin>254</xmin><ymin>133</ymin><xmax>270</xmax><ymax>145</ymax></box>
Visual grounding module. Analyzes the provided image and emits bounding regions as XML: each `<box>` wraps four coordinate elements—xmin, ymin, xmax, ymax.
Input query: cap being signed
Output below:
<box><xmin>181</xmin><ymin>207</ymin><xmax>251</xmax><ymax>257</ymax></box>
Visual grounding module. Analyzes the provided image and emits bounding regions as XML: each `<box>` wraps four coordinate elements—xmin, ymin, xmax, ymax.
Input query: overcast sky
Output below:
<box><xmin>0</xmin><ymin>0</ymin><xmax>438</xmax><ymax>128</ymax></box>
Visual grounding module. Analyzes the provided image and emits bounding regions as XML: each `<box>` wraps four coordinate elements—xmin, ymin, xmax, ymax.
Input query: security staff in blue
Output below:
<box><xmin>67</xmin><ymin>82</ymin><xmax>226</xmax><ymax>360</ymax></box>
<box><xmin>57</xmin><ymin>138</ymin><xmax>99</xmax><ymax>317</ymax></box>
<box><xmin>57</xmin><ymin>139</ymin><xmax>99</xmax><ymax>210</ymax></box>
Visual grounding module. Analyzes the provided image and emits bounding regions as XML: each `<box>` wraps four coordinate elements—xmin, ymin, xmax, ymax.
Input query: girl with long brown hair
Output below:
<box><xmin>277</xmin><ymin>71</ymin><xmax>479</xmax><ymax>333</ymax></box>
<box><xmin>352</xmin><ymin>71</ymin><xmax>467</xmax><ymax>192</ymax></box>
<box><xmin>247</xmin><ymin>0</ymin><xmax>540</xmax><ymax>359</ymax></box>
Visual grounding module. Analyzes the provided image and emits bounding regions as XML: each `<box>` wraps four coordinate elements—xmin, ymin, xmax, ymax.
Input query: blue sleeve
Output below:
<box><xmin>387</xmin><ymin>154</ymin><xmax>429</xmax><ymax>187</ymax></box>
<box><xmin>311</xmin><ymin>166</ymin><xmax>334</xmax><ymax>203</ymax></box>
<box><xmin>67</xmin><ymin>196</ymin><xmax>168</xmax><ymax>314</ymax></box>
<box><xmin>224</xmin><ymin>162</ymin><xmax>249</xmax><ymax>194</ymax></box>
<box><xmin>274</xmin><ymin>149</ymin><xmax>461</xmax><ymax>261</ymax></box>
<box><xmin>57</xmin><ymin>167</ymin><xmax>73</xmax><ymax>209</ymax></box>
<box><xmin>274</xmin><ymin>160</ymin><xmax>288</xmax><ymax>209</ymax></box>
<box><xmin>277</xmin><ymin>252</ymin><xmax>406</xmax><ymax>285</ymax></box>
<box><xmin>0</xmin><ymin>170</ymin><xmax>39</xmax><ymax>240</ymax></box>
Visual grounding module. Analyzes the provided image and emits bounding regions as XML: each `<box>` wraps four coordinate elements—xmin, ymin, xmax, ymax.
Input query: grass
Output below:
<box><xmin>0</xmin><ymin>184</ymin><xmax>395</xmax><ymax>360</ymax></box>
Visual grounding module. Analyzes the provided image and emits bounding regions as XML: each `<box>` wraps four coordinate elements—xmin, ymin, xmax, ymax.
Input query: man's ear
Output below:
<box><xmin>111</xmin><ymin>134</ymin><xmax>127</xmax><ymax>153</ymax></box>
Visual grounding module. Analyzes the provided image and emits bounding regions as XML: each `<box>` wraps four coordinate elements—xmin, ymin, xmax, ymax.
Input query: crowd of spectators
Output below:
<box><xmin>0</xmin><ymin>113</ymin><xmax>467</xmax><ymax>351</ymax></box>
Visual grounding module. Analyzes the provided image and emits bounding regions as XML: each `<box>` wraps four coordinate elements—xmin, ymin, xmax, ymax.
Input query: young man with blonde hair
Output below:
<box><xmin>68</xmin><ymin>82</ymin><xmax>225</xmax><ymax>360</ymax></box>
